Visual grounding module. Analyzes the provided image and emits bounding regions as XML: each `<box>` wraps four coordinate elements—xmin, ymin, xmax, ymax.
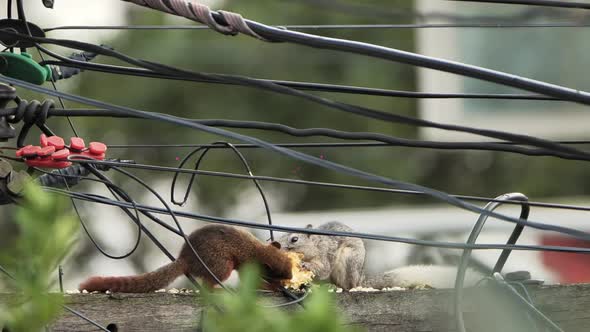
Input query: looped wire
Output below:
<box><xmin>8</xmin><ymin>97</ymin><xmax>27</xmax><ymax>124</ymax></box>
<box><xmin>23</xmin><ymin>100</ymin><xmax>41</xmax><ymax>126</ymax></box>
<box><xmin>15</xmin><ymin>99</ymin><xmax>56</xmax><ymax>147</ymax></box>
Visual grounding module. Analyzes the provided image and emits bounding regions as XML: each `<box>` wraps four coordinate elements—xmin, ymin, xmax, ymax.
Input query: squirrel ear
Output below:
<box><xmin>270</xmin><ymin>241</ymin><xmax>281</xmax><ymax>249</ymax></box>
<box><xmin>304</xmin><ymin>224</ymin><xmax>313</xmax><ymax>237</ymax></box>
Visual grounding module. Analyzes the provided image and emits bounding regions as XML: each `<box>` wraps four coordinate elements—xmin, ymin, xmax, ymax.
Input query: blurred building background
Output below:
<box><xmin>1</xmin><ymin>0</ymin><xmax>590</xmax><ymax>290</ymax></box>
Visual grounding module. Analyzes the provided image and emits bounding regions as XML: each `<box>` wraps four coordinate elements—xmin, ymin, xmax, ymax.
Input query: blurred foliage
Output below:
<box><xmin>0</xmin><ymin>183</ymin><xmax>79</xmax><ymax>332</ymax></box>
<box><xmin>202</xmin><ymin>264</ymin><xmax>361</xmax><ymax>332</ymax></box>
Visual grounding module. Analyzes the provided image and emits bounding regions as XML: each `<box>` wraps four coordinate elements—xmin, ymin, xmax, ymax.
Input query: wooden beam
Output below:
<box><xmin>2</xmin><ymin>284</ymin><xmax>588</xmax><ymax>331</ymax></box>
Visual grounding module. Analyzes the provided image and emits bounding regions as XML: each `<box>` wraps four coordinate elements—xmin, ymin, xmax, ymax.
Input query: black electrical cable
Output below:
<box><xmin>5</xmin><ymin>30</ymin><xmax>590</xmax><ymax>162</ymax></box>
<box><xmin>17</xmin><ymin>32</ymin><xmax>590</xmax><ymax>161</ymax></box>
<box><xmin>12</xmin><ymin>103</ymin><xmax>588</xmax><ymax>159</ymax></box>
<box><xmin>171</xmin><ymin>142</ymin><xmax>275</xmax><ymax>241</ymax></box>
<box><xmin>42</xmin><ymin>22</ymin><xmax>590</xmax><ymax>31</ymax></box>
<box><xmin>63</xmin><ymin>167</ymin><xmax>144</xmax><ymax>260</ymax></box>
<box><xmin>103</xmin><ymin>141</ymin><xmax>590</xmax><ymax>148</ymax></box>
<box><xmin>64</xmin><ymin>158</ymin><xmax>590</xmax><ymax>243</ymax></box>
<box><xmin>27</xmin><ymin>140</ymin><xmax>590</xmax><ymax>214</ymax></box>
<box><xmin>42</xmin><ymin>187</ymin><xmax>590</xmax><ymax>254</ymax></box>
<box><xmin>1</xmin><ymin>30</ymin><xmax>587</xmax><ymax>161</ymax></box>
<box><xmin>107</xmin><ymin>2</ymin><xmax>590</xmax><ymax>105</ymax></box>
<box><xmin>39</xmin><ymin>59</ymin><xmax>557</xmax><ymax>101</ymax></box>
<box><xmin>33</xmin><ymin>153</ymin><xmax>590</xmax><ymax>249</ymax></box>
<box><xmin>2</xmin><ymin>58</ymin><xmax>589</xmax><ymax>245</ymax></box>
<box><xmin>241</xmin><ymin>21</ymin><xmax>590</xmax><ymax>105</ymax></box>
<box><xmin>33</xmin><ymin>164</ymin><xmax>184</xmax><ymax>267</ymax></box>
<box><xmin>127</xmin><ymin>118</ymin><xmax>590</xmax><ymax>160</ymax></box>
<box><xmin>61</xmin><ymin>157</ymin><xmax>590</xmax><ymax>213</ymax></box>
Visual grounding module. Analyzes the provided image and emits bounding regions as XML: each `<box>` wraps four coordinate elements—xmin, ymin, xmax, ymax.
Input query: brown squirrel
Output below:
<box><xmin>79</xmin><ymin>224</ymin><xmax>293</xmax><ymax>293</ymax></box>
<box><xmin>277</xmin><ymin>221</ymin><xmax>365</xmax><ymax>290</ymax></box>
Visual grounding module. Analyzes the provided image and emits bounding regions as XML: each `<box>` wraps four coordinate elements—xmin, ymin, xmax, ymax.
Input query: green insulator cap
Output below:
<box><xmin>0</xmin><ymin>52</ymin><xmax>52</xmax><ymax>85</ymax></box>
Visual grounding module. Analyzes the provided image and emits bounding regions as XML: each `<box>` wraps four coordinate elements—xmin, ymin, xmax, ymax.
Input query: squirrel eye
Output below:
<box><xmin>290</xmin><ymin>236</ymin><xmax>299</xmax><ymax>243</ymax></box>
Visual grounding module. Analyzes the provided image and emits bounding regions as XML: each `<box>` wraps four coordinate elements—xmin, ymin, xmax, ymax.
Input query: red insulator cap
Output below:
<box><xmin>52</xmin><ymin>149</ymin><xmax>70</xmax><ymax>160</ymax></box>
<box><xmin>16</xmin><ymin>145</ymin><xmax>33</xmax><ymax>157</ymax></box>
<box><xmin>19</xmin><ymin>145</ymin><xmax>41</xmax><ymax>157</ymax></box>
<box><xmin>46</xmin><ymin>136</ymin><xmax>65</xmax><ymax>150</ymax></box>
<box><xmin>40</xmin><ymin>134</ymin><xmax>49</xmax><ymax>147</ymax></box>
<box><xmin>38</xmin><ymin>146</ymin><xmax>56</xmax><ymax>157</ymax></box>
<box><xmin>70</xmin><ymin>137</ymin><xmax>85</xmax><ymax>151</ymax></box>
<box><xmin>89</xmin><ymin>142</ymin><xmax>107</xmax><ymax>155</ymax></box>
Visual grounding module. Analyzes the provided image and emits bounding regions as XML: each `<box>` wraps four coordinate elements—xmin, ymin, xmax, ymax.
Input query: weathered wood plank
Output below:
<box><xmin>1</xmin><ymin>284</ymin><xmax>588</xmax><ymax>332</ymax></box>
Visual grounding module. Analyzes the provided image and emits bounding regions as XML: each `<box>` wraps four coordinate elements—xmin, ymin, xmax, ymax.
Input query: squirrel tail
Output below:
<box><xmin>79</xmin><ymin>260</ymin><xmax>187</xmax><ymax>293</ymax></box>
<box><xmin>362</xmin><ymin>265</ymin><xmax>485</xmax><ymax>290</ymax></box>
<box><xmin>361</xmin><ymin>272</ymin><xmax>399</xmax><ymax>290</ymax></box>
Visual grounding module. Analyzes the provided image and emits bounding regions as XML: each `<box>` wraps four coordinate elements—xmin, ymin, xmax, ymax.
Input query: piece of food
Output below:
<box><xmin>281</xmin><ymin>252</ymin><xmax>314</xmax><ymax>290</ymax></box>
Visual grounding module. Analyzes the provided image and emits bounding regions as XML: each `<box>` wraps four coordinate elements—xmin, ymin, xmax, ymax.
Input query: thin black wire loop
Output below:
<box><xmin>73</xmin><ymin>168</ymin><xmax>143</xmax><ymax>260</ymax></box>
<box><xmin>493</xmin><ymin>201</ymin><xmax>531</xmax><ymax>274</ymax></box>
<box><xmin>171</xmin><ymin>141</ymin><xmax>275</xmax><ymax>240</ymax></box>
<box><xmin>171</xmin><ymin>146</ymin><xmax>208</xmax><ymax>206</ymax></box>
<box><xmin>31</xmin><ymin>164</ymin><xmax>145</xmax><ymax>260</ymax></box>
<box><xmin>14</xmin><ymin>98</ymin><xmax>55</xmax><ymax>147</ymax></box>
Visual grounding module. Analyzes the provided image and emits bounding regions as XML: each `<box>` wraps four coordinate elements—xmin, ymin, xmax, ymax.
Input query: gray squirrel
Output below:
<box><xmin>277</xmin><ymin>221</ymin><xmax>365</xmax><ymax>290</ymax></box>
<box><xmin>278</xmin><ymin>221</ymin><xmax>485</xmax><ymax>290</ymax></box>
